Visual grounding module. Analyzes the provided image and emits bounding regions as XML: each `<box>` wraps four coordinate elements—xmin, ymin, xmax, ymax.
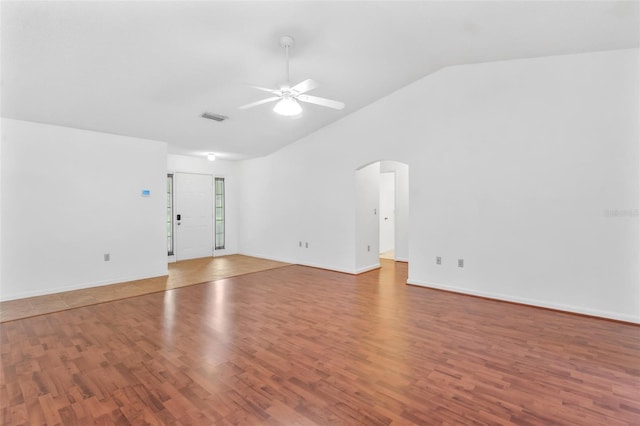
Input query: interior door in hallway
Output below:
<box><xmin>379</xmin><ymin>171</ymin><xmax>395</xmax><ymax>254</ymax></box>
<box><xmin>174</xmin><ymin>173</ymin><xmax>213</xmax><ymax>261</ymax></box>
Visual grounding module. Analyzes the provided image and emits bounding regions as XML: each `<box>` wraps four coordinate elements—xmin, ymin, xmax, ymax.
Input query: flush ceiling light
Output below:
<box><xmin>273</xmin><ymin>96</ymin><xmax>302</xmax><ymax>116</ymax></box>
<box><xmin>207</xmin><ymin>153</ymin><xmax>216</xmax><ymax>161</ymax></box>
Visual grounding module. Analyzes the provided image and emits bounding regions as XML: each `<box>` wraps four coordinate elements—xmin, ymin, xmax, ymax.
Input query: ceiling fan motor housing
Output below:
<box><xmin>279</xmin><ymin>35</ymin><xmax>294</xmax><ymax>48</ymax></box>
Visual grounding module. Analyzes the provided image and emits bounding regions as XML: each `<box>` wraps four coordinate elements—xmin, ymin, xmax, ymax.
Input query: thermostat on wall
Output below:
<box><xmin>141</xmin><ymin>189</ymin><xmax>151</xmax><ymax>197</ymax></box>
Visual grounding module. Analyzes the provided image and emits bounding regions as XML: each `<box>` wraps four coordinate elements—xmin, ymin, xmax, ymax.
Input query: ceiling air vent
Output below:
<box><xmin>201</xmin><ymin>112</ymin><xmax>228</xmax><ymax>122</ymax></box>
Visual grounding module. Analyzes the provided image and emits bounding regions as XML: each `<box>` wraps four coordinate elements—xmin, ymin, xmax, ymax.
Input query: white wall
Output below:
<box><xmin>0</xmin><ymin>121</ymin><xmax>3</xmax><ymax>293</ymax></box>
<box><xmin>1</xmin><ymin>119</ymin><xmax>168</xmax><ymax>300</ymax></box>
<box><xmin>408</xmin><ymin>49</ymin><xmax>639</xmax><ymax>323</ymax></box>
<box><xmin>239</xmin><ymin>48</ymin><xmax>639</xmax><ymax>323</ymax></box>
<box><xmin>238</xmin><ymin>140</ymin><xmax>357</xmax><ymax>272</ymax></box>
<box><xmin>167</xmin><ymin>154</ymin><xmax>240</xmax><ymax>256</ymax></box>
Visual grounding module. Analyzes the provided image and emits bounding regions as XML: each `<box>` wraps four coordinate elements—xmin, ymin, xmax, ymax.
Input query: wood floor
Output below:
<box><xmin>379</xmin><ymin>250</ymin><xmax>395</xmax><ymax>260</ymax></box>
<box><xmin>1</xmin><ymin>260</ymin><xmax>639</xmax><ymax>425</ymax></box>
<box><xmin>0</xmin><ymin>255</ymin><xmax>289</xmax><ymax>323</ymax></box>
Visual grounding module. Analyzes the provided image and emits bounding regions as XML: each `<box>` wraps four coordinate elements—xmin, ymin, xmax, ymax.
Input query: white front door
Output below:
<box><xmin>174</xmin><ymin>173</ymin><xmax>213</xmax><ymax>261</ymax></box>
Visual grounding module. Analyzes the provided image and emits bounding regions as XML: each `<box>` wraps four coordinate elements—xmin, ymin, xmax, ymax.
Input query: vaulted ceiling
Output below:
<box><xmin>2</xmin><ymin>1</ymin><xmax>638</xmax><ymax>160</ymax></box>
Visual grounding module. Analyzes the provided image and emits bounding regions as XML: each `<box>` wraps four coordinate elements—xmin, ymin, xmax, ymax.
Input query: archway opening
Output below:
<box><xmin>355</xmin><ymin>160</ymin><xmax>409</xmax><ymax>273</ymax></box>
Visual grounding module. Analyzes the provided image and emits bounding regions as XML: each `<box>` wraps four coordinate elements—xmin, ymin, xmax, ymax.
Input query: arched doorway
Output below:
<box><xmin>355</xmin><ymin>160</ymin><xmax>409</xmax><ymax>273</ymax></box>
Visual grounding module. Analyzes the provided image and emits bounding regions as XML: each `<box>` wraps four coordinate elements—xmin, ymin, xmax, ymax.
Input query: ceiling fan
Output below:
<box><xmin>239</xmin><ymin>35</ymin><xmax>345</xmax><ymax>116</ymax></box>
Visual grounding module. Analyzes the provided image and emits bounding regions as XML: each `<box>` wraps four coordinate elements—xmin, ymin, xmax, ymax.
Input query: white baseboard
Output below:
<box><xmin>1</xmin><ymin>270</ymin><xmax>169</xmax><ymax>302</ymax></box>
<box><xmin>354</xmin><ymin>263</ymin><xmax>381</xmax><ymax>274</ymax></box>
<box><xmin>213</xmin><ymin>250</ymin><xmax>238</xmax><ymax>257</ymax></box>
<box><xmin>406</xmin><ymin>278</ymin><xmax>640</xmax><ymax>324</ymax></box>
<box><xmin>238</xmin><ymin>252</ymin><xmax>297</xmax><ymax>266</ymax></box>
<box><xmin>238</xmin><ymin>252</ymin><xmax>375</xmax><ymax>275</ymax></box>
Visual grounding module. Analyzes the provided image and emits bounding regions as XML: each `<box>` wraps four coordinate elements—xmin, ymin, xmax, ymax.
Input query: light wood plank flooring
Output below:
<box><xmin>0</xmin><ymin>255</ymin><xmax>289</xmax><ymax>323</ymax></box>
<box><xmin>379</xmin><ymin>250</ymin><xmax>395</xmax><ymax>260</ymax></box>
<box><xmin>1</xmin><ymin>259</ymin><xmax>638</xmax><ymax>424</ymax></box>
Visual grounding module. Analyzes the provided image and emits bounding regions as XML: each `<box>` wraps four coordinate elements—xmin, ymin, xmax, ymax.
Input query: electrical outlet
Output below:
<box><xmin>305</xmin><ymin>242</ymin><xmax>309</xmax><ymax>248</ymax></box>
<box><xmin>367</xmin><ymin>245</ymin><xmax>370</xmax><ymax>252</ymax></box>
<box><xmin>299</xmin><ymin>241</ymin><xmax>302</xmax><ymax>247</ymax></box>
<box><xmin>104</xmin><ymin>253</ymin><xmax>110</xmax><ymax>262</ymax></box>
<box><xmin>458</xmin><ymin>259</ymin><xmax>464</xmax><ymax>268</ymax></box>
<box><xmin>436</xmin><ymin>256</ymin><xmax>441</xmax><ymax>265</ymax></box>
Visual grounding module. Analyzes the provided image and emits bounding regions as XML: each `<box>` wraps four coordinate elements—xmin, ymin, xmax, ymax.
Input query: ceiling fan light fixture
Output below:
<box><xmin>273</xmin><ymin>97</ymin><xmax>302</xmax><ymax>116</ymax></box>
<box><xmin>239</xmin><ymin>35</ymin><xmax>343</xmax><ymax>114</ymax></box>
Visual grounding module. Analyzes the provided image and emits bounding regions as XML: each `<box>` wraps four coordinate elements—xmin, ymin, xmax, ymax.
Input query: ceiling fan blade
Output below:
<box><xmin>297</xmin><ymin>94</ymin><xmax>345</xmax><ymax>110</ymax></box>
<box><xmin>291</xmin><ymin>79</ymin><xmax>318</xmax><ymax>95</ymax></box>
<box><xmin>239</xmin><ymin>96</ymin><xmax>281</xmax><ymax>109</ymax></box>
<box><xmin>251</xmin><ymin>85</ymin><xmax>281</xmax><ymax>95</ymax></box>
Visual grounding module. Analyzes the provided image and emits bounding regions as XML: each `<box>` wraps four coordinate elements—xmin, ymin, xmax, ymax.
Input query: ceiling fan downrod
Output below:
<box><xmin>280</xmin><ymin>35</ymin><xmax>295</xmax><ymax>88</ymax></box>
